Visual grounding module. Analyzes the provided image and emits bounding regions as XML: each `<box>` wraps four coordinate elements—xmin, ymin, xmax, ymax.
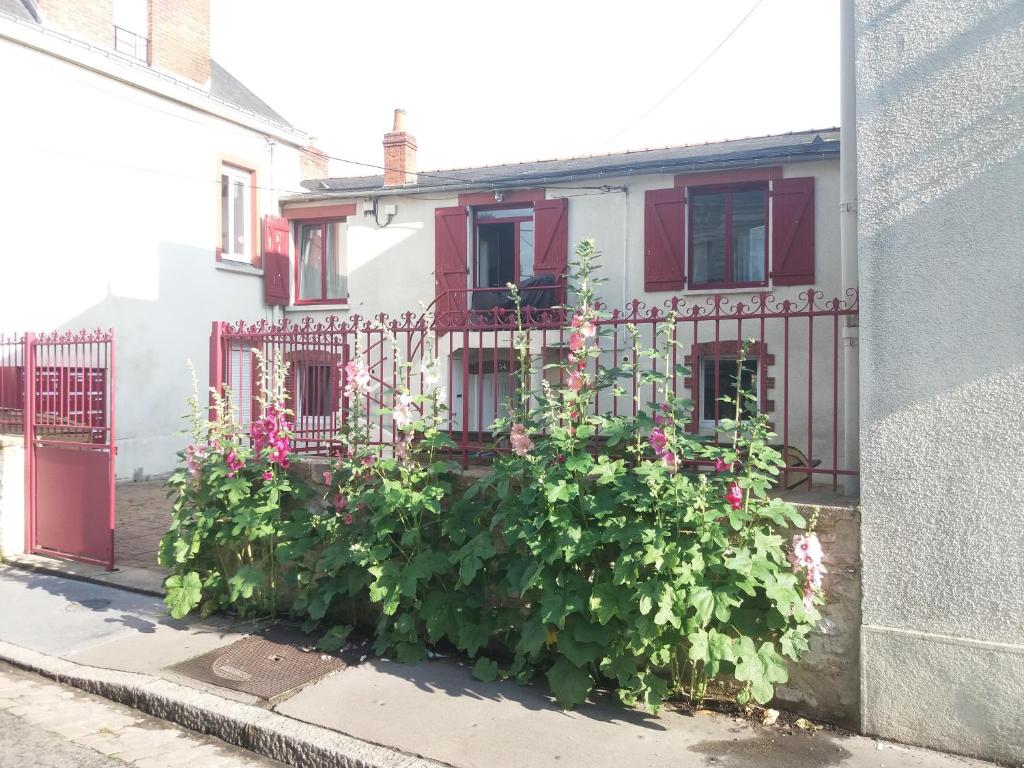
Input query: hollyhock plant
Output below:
<box><xmin>790</xmin><ymin>532</ymin><xmax>826</xmax><ymax>609</ymax></box>
<box><xmin>714</xmin><ymin>457</ymin><xmax>733</xmax><ymax>473</ymax></box>
<box><xmin>649</xmin><ymin>427</ymin><xmax>668</xmax><ymax>455</ymax></box>
<box><xmin>571</xmin><ymin>314</ymin><xmax>596</xmax><ymax>339</ymax></box>
<box><xmin>332</xmin><ymin>494</ymin><xmax>348</xmax><ymax>512</ymax></box>
<box><xmin>322</xmin><ymin>471</ymin><xmax>333</xmax><ymax>485</ymax></box>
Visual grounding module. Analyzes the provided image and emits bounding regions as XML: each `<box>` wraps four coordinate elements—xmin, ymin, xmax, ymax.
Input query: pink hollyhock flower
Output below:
<box><xmin>660</xmin><ymin>402</ymin><xmax>671</xmax><ymax>413</ymax></box>
<box><xmin>648</xmin><ymin>427</ymin><xmax>667</xmax><ymax>455</ymax></box>
<box><xmin>344</xmin><ymin>360</ymin><xmax>373</xmax><ymax>398</ymax></box>
<box><xmin>802</xmin><ymin>583</ymin><xmax>816</xmax><ymax>610</ymax></box>
<box><xmin>509</xmin><ymin>423</ymin><xmax>535</xmax><ymax>457</ymax></box>
<box><xmin>714</xmin><ymin>457</ymin><xmax>734</xmax><ymax>473</ymax></box>
<box><xmin>392</xmin><ymin>393</ymin><xmax>416</xmax><ymax>431</ymax></box>
<box><xmin>556</xmin><ymin>453</ymin><xmax>566</xmax><ymax>464</ymax></box>
<box><xmin>661</xmin><ymin>450</ymin><xmax>677</xmax><ymax>471</ymax></box>
<box><xmin>263</xmin><ymin>470</ymin><xmax>273</xmax><ymax>482</ymax></box>
<box><xmin>789</xmin><ymin>533</ymin><xmax>824</xmax><ymax>571</ymax></box>
<box><xmin>332</xmin><ymin>494</ymin><xmax>348</xmax><ymax>512</ymax></box>
<box><xmin>568</xmin><ymin>370</ymin><xmax>585</xmax><ymax>392</ymax></box>
<box><xmin>568</xmin><ymin>332</ymin><xmax>584</xmax><ymax>353</ymax></box>
<box><xmin>226</xmin><ymin>450</ymin><xmax>245</xmax><ymax>474</ymax></box>
<box><xmin>361</xmin><ymin>454</ymin><xmax>377</xmax><ymax>467</ymax></box>
<box><xmin>322</xmin><ymin>471</ymin><xmax>332</xmax><ymax>485</ymax></box>
<box><xmin>726</xmin><ymin>482</ymin><xmax>743</xmax><ymax>510</ymax></box>
<box><xmin>342</xmin><ymin>513</ymin><xmax>354</xmax><ymax>526</ymax></box>
<box><xmin>653</xmin><ymin>414</ymin><xmax>666</xmax><ymax>426</ymax></box>
<box><xmin>571</xmin><ymin>314</ymin><xmax>597</xmax><ymax>339</ymax></box>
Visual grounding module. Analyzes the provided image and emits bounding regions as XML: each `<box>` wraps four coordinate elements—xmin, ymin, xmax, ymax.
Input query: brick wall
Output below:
<box><xmin>149</xmin><ymin>0</ymin><xmax>210</xmax><ymax>85</ymax></box>
<box><xmin>35</xmin><ymin>0</ymin><xmax>114</xmax><ymax>47</ymax></box>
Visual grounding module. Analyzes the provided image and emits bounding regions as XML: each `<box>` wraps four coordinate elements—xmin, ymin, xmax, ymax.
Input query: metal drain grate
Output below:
<box><xmin>166</xmin><ymin>635</ymin><xmax>345</xmax><ymax>700</ymax></box>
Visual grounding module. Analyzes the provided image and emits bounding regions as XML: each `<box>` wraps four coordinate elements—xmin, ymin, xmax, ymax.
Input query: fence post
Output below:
<box><xmin>22</xmin><ymin>332</ymin><xmax>35</xmax><ymax>555</ymax></box>
<box><xmin>209</xmin><ymin>321</ymin><xmax>225</xmax><ymax>421</ymax></box>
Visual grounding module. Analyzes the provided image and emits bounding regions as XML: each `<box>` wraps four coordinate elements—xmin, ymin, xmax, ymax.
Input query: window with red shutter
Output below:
<box><xmin>770</xmin><ymin>177</ymin><xmax>815</xmax><ymax>286</ymax></box>
<box><xmin>643</xmin><ymin>187</ymin><xmax>686</xmax><ymax>291</ymax></box>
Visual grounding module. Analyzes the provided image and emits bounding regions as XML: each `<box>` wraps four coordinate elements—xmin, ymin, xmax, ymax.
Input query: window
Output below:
<box><xmin>700</xmin><ymin>357</ymin><xmax>758</xmax><ymax>428</ymax></box>
<box><xmin>474</xmin><ymin>206</ymin><xmax>535</xmax><ymax>290</ymax></box>
<box><xmin>296</xmin><ymin>364</ymin><xmax>334</xmax><ymax>418</ymax></box>
<box><xmin>113</xmin><ymin>0</ymin><xmax>148</xmax><ymax>62</ymax></box>
<box><xmin>690</xmin><ymin>185</ymin><xmax>767</xmax><ymax>288</ymax></box>
<box><xmin>220</xmin><ymin>164</ymin><xmax>253</xmax><ymax>263</ymax></box>
<box><xmin>296</xmin><ymin>221</ymin><xmax>347</xmax><ymax>303</ymax></box>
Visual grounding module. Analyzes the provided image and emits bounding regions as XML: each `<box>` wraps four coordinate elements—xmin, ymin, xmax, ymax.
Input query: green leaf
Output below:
<box><xmin>472</xmin><ymin>656</ymin><xmax>499</xmax><ymax>683</ymax></box>
<box><xmin>589</xmin><ymin>582</ymin><xmax>631</xmax><ymax>625</ymax></box>
<box><xmin>545</xmin><ymin>656</ymin><xmax>593</xmax><ymax>709</ymax></box>
<box><xmin>164</xmin><ymin>571</ymin><xmax>202</xmax><ymax>620</ymax></box>
<box><xmin>317</xmin><ymin>624</ymin><xmax>352</xmax><ymax>652</ymax></box>
<box><xmin>516</xmin><ymin>616</ymin><xmax>549</xmax><ymax>657</ymax></box>
<box><xmin>688</xmin><ymin>586</ymin><xmax>714</xmax><ymax>626</ymax></box>
<box><xmin>228</xmin><ymin>565</ymin><xmax>265</xmax><ymax>603</ymax></box>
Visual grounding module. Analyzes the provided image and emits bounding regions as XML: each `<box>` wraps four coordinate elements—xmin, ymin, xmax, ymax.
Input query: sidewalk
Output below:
<box><xmin>0</xmin><ymin>565</ymin><xmax>1004</xmax><ymax>768</ymax></box>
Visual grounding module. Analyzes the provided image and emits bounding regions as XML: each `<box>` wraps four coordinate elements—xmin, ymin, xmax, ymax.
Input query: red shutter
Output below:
<box><xmin>533</xmin><ymin>198</ymin><xmax>569</xmax><ymax>280</ymax></box>
<box><xmin>263</xmin><ymin>214</ymin><xmax>291</xmax><ymax>306</ymax></box>
<box><xmin>434</xmin><ymin>206</ymin><xmax>469</xmax><ymax>327</ymax></box>
<box><xmin>643</xmin><ymin>187</ymin><xmax>686</xmax><ymax>291</ymax></box>
<box><xmin>771</xmin><ymin>177</ymin><xmax>815</xmax><ymax>286</ymax></box>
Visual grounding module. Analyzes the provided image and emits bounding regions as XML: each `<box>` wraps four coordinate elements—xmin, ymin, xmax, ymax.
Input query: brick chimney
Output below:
<box><xmin>300</xmin><ymin>138</ymin><xmax>329</xmax><ymax>181</ymax></box>
<box><xmin>383</xmin><ymin>109</ymin><xmax>417</xmax><ymax>187</ymax></box>
<box><xmin>149</xmin><ymin>0</ymin><xmax>210</xmax><ymax>85</ymax></box>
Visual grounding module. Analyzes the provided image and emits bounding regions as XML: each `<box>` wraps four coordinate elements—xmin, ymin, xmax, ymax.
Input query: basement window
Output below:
<box><xmin>700</xmin><ymin>357</ymin><xmax>758</xmax><ymax>428</ymax></box>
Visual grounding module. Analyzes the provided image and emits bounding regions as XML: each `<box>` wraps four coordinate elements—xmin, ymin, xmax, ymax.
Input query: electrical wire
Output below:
<box><xmin>593</xmin><ymin>0</ymin><xmax>767</xmax><ymax>151</ymax></box>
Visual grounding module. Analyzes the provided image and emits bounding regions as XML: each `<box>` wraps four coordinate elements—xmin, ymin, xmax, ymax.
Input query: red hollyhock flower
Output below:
<box><xmin>726</xmin><ymin>482</ymin><xmax>743</xmax><ymax>510</ymax></box>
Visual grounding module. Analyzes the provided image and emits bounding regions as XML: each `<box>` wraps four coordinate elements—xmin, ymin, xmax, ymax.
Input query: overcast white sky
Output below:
<box><xmin>210</xmin><ymin>0</ymin><xmax>839</xmax><ymax>175</ymax></box>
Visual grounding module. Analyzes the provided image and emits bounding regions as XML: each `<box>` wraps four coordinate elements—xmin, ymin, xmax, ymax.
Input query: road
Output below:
<box><xmin>0</xmin><ymin>663</ymin><xmax>285</xmax><ymax>768</ymax></box>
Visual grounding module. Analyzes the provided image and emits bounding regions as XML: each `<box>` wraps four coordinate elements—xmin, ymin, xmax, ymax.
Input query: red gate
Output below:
<box><xmin>1</xmin><ymin>330</ymin><xmax>117</xmax><ymax>569</ymax></box>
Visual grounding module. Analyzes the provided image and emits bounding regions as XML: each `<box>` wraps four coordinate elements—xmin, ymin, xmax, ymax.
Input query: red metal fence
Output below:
<box><xmin>0</xmin><ymin>330</ymin><xmax>116</xmax><ymax>569</ymax></box>
<box><xmin>212</xmin><ymin>289</ymin><xmax>858</xmax><ymax>489</ymax></box>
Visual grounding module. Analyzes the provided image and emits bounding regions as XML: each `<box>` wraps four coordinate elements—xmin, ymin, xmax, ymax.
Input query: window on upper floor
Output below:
<box><xmin>474</xmin><ymin>206</ymin><xmax>535</xmax><ymax>290</ymax></box>
<box><xmin>296</xmin><ymin>220</ymin><xmax>347</xmax><ymax>304</ymax></box>
<box><xmin>643</xmin><ymin>173</ymin><xmax>815</xmax><ymax>292</ymax></box>
<box><xmin>220</xmin><ymin>164</ymin><xmax>254</xmax><ymax>264</ymax></box>
<box><xmin>689</xmin><ymin>185</ymin><xmax>768</xmax><ymax>288</ymax></box>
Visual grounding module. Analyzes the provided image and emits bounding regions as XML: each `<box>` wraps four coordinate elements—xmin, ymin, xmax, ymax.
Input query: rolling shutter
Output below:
<box><xmin>263</xmin><ymin>214</ymin><xmax>291</xmax><ymax>306</ymax></box>
<box><xmin>643</xmin><ymin>187</ymin><xmax>686</xmax><ymax>291</ymax></box>
<box><xmin>770</xmin><ymin>177</ymin><xmax>815</xmax><ymax>286</ymax></box>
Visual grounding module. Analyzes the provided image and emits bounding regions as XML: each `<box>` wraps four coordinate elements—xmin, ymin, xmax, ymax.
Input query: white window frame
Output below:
<box><xmin>221</xmin><ymin>164</ymin><xmax>252</xmax><ymax>263</ymax></box>
<box><xmin>699</xmin><ymin>356</ymin><xmax>759</xmax><ymax>430</ymax></box>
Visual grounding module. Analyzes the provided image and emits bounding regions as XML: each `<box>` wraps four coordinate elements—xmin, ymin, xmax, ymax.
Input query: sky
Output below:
<box><xmin>210</xmin><ymin>0</ymin><xmax>839</xmax><ymax>176</ymax></box>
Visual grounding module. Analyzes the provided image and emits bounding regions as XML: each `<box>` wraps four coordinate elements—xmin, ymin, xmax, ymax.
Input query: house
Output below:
<box><xmin>272</xmin><ymin>112</ymin><xmax>858</xmax><ymax>486</ymax></box>
<box><xmin>0</xmin><ymin>0</ymin><xmax>324</xmax><ymax>479</ymax></box>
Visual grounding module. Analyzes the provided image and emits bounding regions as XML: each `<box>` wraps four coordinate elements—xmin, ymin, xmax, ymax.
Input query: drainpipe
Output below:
<box><xmin>840</xmin><ymin>0</ymin><xmax>860</xmax><ymax>496</ymax></box>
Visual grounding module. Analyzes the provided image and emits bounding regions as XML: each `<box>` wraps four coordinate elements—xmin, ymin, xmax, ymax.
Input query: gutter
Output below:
<box><xmin>284</xmin><ymin>144</ymin><xmax>840</xmax><ymax>203</ymax></box>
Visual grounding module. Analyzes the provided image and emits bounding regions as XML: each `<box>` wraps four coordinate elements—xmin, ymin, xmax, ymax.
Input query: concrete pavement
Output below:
<box><xmin>0</xmin><ymin>663</ymin><xmax>286</xmax><ymax>768</ymax></box>
<box><xmin>0</xmin><ymin>565</ymin><xmax>1009</xmax><ymax>768</ymax></box>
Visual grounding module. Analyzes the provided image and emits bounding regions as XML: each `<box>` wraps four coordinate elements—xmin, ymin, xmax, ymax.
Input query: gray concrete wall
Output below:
<box><xmin>854</xmin><ymin>1</ymin><xmax>1024</xmax><ymax>763</ymax></box>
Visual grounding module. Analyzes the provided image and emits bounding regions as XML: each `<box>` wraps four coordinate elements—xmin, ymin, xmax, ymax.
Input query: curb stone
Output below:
<box><xmin>0</xmin><ymin>640</ymin><xmax>452</xmax><ymax>768</ymax></box>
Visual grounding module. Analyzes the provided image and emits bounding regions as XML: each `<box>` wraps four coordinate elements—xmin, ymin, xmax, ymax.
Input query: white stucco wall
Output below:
<box><xmin>855</xmin><ymin>0</ymin><xmax>1024</xmax><ymax>763</ymax></box>
<box><xmin>0</xmin><ymin>17</ymin><xmax>308</xmax><ymax>478</ymax></box>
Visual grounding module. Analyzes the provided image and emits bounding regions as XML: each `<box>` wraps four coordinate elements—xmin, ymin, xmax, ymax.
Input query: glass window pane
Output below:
<box><xmin>220</xmin><ymin>175</ymin><xmax>230</xmax><ymax>254</ymax></box>
<box><xmin>701</xmin><ymin>357</ymin><xmax>758</xmax><ymax>422</ymax></box>
<box><xmin>298</xmin><ymin>224</ymin><xmax>323</xmax><ymax>300</ymax></box>
<box><xmin>298</xmin><ymin>365</ymin><xmax>332</xmax><ymax>418</ymax></box>
<box><xmin>232</xmin><ymin>179</ymin><xmax>246</xmax><ymax>255</ymax></box>
<box><xmin>475</xmin><ymin>206</ymin><xmax>533</xmax><ymax>220</ymax></box>
<box><xmin>691</xmin><ymin>193</ymin><xmax>727</xmax><ymax>285</ymax></box>
<box><xmin>731</xmin><ymin>189</ymin><xmax>766</xmax><ymax>283</ymax></box>
<box><xmin>519</xmin><ymin>220</ymin><xmax>534</xmax><ymax>280</ymax></box>
<box><xmin>325</xmin><ymin>222</ymin><xmax>347</xmax><ymax>299</ymax></box>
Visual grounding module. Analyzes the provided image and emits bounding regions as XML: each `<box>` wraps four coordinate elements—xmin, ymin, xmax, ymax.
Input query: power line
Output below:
<box><xmin>594</xmin><ymin>0</ymin><xmax>767</xmax><ymax>151</ymax></box>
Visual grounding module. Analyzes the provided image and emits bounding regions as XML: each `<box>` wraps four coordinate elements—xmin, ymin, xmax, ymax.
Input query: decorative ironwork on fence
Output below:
<box><xmin>211</xmin><ymin>289</ymin><xmax>858</xmax><ymax>490</ymax></box>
